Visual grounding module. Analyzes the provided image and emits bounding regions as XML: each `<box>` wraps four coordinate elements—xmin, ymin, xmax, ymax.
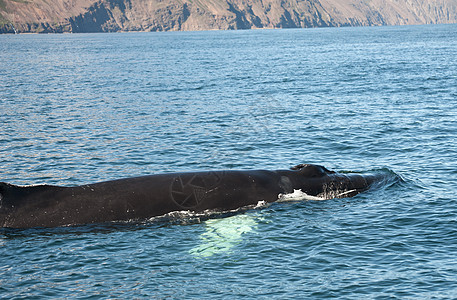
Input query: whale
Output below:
<box><xmin>0</xmin><ymin>164</ymin><xmax>390</xmax><ymax>228</ymax></box>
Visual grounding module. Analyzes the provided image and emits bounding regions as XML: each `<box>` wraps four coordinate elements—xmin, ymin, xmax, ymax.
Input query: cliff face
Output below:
<box><xmin>1</xmin><ymin>0</ymin><xmax>457</xmax><ymax>33</ymax></box>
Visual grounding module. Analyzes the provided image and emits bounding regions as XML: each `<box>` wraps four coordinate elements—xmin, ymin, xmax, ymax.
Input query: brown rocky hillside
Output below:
<box><xmin>1</xmin><ymin>0</ymin><xmax>456</xmax><ymax>33</ymax></box>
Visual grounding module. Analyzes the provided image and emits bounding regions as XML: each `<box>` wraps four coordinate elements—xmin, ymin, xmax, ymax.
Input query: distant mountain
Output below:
<box><xmin>1</xmin><ymin>0</ymin><xmax>456</xmax><ymax>33</ymax></box>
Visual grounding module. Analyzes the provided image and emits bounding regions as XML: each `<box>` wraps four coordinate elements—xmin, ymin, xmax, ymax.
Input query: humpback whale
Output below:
<box><xmin>0</xmin><ymin>164</ymin><xmax>390</xmax><ymax>228</ymax></box>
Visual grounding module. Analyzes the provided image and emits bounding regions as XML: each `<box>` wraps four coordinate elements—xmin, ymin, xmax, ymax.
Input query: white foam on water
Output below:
<box><xmin>277</xmin><ymin>188</ymin><xmax>360</xmax><ymax>202</ymax></box>
<box><xmin>277</xmin><ymin>189</ymin><xmax>326</xmax><ymax>201</ymax></box>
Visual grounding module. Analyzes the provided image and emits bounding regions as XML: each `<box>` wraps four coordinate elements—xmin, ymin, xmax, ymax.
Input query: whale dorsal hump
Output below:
<box><xmin>290</xmin><ymin>164</ymin><xmax>335</xmax><ymax>177</ymax></box>
<box><xmin>0</xmin><ymin>182</ymin><xmax>63</xmax><ymax>208</ymax></box>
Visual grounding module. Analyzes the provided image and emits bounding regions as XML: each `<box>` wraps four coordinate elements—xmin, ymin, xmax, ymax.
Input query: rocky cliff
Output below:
<box><xmin>1</xmin><ymin>0</ymin><xmax>457</xmax><ymax>33</ymax></box>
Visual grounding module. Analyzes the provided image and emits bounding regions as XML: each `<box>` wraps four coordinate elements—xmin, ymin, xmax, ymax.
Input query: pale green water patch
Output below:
<box><xmin>190</xmin><ymin>214</ymin><xmax>262</xmax><ymax>258</ymax></box>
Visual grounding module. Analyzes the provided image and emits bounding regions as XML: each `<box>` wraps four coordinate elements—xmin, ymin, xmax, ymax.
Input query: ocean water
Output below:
<box><xmin>1</xmin><ymin>24</ymin><xmax>457</xmax><ymax>298</ymax></box>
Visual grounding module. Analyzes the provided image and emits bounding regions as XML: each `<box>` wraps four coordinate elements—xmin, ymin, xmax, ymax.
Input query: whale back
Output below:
<box><xmin>1</xmin><ymin>165</ymin><xmax>395</xmax><ymax>228</ymax></box>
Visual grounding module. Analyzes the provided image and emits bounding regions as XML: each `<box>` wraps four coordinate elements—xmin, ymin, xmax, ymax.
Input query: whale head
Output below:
<box><xmin>287</xmin><ymin>164</ymin><xmax>379</xmax><ymax>199</ymax></box>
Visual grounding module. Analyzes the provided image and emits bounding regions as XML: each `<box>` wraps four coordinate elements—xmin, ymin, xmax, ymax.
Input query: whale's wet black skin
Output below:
<box><xmin>0</xmin><ymin>164</ymin><xmax>388</xmax><ymax>228</ymax></box>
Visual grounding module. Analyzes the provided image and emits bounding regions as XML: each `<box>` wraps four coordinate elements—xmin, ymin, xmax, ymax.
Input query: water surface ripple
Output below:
<box><xmin>1</xmin><ymin>24</ymin><xmax>457</xmax><ymax>298</ymax></box>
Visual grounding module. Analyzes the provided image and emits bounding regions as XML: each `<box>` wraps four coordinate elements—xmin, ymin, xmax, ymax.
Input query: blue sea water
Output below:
<box><xmin>1</xmin><ymin>24</ymin><xmax>457</xmax><ymax>298</ymax></box>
